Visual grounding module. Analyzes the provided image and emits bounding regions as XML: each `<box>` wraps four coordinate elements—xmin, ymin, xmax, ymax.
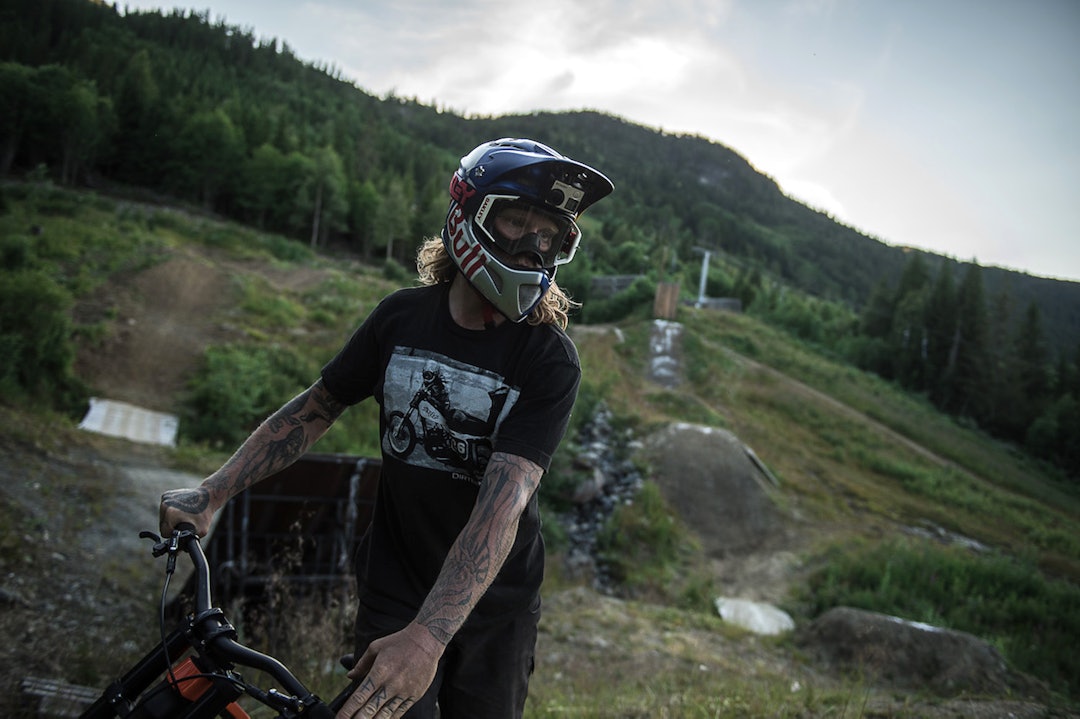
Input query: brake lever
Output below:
<box><xmin>140</xmin><ymin>530</ymin><xmax>168</xmax><ymax>556</ymax></box>
<box><xmin>140</xmin><ymin>528</ymin><xmax>192</xmax><ymax>573</ymax></box>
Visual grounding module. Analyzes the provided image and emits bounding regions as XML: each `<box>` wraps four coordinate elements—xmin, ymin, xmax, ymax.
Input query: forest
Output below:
<box><xmin>1</xmin><ymin>0</ymin><xmax>1078</xmax><ymax>479</ymax></box>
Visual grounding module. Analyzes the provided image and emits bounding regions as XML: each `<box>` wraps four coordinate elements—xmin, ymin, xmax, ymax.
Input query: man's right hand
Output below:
<box><xmin>159</xmin><ymin>486</ymin><xmax>214</xmax><ymax>537</ymax></box>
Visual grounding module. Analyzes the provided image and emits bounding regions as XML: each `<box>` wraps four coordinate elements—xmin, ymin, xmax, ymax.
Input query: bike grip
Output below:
<box><xmin>175</xmin><ymin>522</ymin><xmax>197</xmax><ymax>533</ymax></box>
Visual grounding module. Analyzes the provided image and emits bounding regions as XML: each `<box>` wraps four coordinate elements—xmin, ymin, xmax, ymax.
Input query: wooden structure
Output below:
<box><xmin>653</xmin><ymin>282</ymin><xmax>680</xmax><ymax>319</ymax></box>
<box><xmin>19</xmin><ymin>677</ymin><xmax>99</xmax><ymax>718</ymax></box>
<box><xmin>177</xmin><ymin>453</ymin><xmax>382</xmax><ymax>608</ymax></box>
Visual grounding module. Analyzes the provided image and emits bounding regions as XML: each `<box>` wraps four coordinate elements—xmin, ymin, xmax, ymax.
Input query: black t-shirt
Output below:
<box><xmin>321</xmin><ymin>283</ymin><xmax>580</xmax><ymax>621</ymax></box>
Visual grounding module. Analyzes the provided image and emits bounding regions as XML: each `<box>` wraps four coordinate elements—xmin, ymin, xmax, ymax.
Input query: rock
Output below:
<box><xmin>714</xmin><ymin>597</ymin><xmax>795</xmax><ymax>635</ymax></box>
<box><xmin>0</xmin><ymin>586</ymin><xmax>29</xmax><ymax>607</ymax></box>
<box><xmin>558</xmin><ymin>403</ymin><xmax>646</xmax><ymax>592</ymax></box>
<box><xmin>796</xmin><ymin>606</ymin><xmax>1017</xmax><ymax>696</ymax></box>
<box><xmin>571</xmin><ymin>467</ymin><xmax>606</xmax><ymax>504</ymax></box>
<box><xmin>642</xmin><ymin>423</ymin><xmax>781</xmax><ymax>554</ymax></box>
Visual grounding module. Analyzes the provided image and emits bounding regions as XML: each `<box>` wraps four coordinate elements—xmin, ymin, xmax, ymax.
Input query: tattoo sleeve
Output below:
<box><xmin>414</xmin><ymin>452</ymin><xmax>542</xmax><ymax>645</ymax></box>
<box><xmin>205</xmin><ymin>379</ymin><xmax>347</xmax><ymax>502</ymax></box>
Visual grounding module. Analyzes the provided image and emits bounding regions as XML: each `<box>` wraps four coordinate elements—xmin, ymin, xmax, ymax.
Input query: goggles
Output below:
<box><xmin>476</xmin><ymin>196</ymin><xmax>579</xmax><ymax>269</ymax></box>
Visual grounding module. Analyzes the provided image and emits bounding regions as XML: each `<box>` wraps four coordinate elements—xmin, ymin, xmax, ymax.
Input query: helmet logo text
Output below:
<box><xmin>446</xmin><ymin>204</ymin><xmax>487</xmax><ymax>280</ymax></box>
<box><xmin>449</xmin><ymin>174</ymin><xmax>477</xmax><ymax>204</ymax></box>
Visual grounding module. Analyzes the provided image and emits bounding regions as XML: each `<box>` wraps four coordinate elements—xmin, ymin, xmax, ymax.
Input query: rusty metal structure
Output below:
<box><xmin>178</xmin><ymin>453</ymin><xmax>382</xmax><ymax>608</ymax></box>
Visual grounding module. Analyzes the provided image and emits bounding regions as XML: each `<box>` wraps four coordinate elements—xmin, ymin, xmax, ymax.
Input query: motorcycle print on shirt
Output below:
<box><xmin>381</xmin><ymin>347</ymin><xmax>519</xmax><ymax>481</ymax></box>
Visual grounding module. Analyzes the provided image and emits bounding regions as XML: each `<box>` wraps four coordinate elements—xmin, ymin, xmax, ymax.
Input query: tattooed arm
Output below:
<box><xmin>338</xmin><ymin>452</ymin><xmax>542</xmax><ymax>719</ymax></box>
<box><xmin>159</xmin><ymin>378</ymin><xmax>347</xmax><ymax>537</ymax></box>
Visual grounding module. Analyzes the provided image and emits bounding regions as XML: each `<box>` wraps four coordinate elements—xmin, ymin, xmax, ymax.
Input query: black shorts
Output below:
<box><xmin>353</xmin><ymin>599</ymin><xmax>540</xmax><ymax>719</ymax></box>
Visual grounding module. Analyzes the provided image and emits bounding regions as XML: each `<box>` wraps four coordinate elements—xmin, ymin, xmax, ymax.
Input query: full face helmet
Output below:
<box><xmin>442</xmin><ymin>138</ymin><xmax>614</xmax><ymax>322</ymax></box>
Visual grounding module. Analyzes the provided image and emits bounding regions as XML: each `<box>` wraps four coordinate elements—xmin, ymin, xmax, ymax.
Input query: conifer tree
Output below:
<box><xmin>1009</xmin><ymin>302</ymin><xmax>1051</xmax><ymax>437</ymax></box>
<box><xmin>925</xmin><ymin>262</ymin><xmax>958</xmax><ymax>404</ymax></box>
<box><xmin>948</xmin><ymin>263</ymin><xmax>990</xmax><ymax>420</ymax></box>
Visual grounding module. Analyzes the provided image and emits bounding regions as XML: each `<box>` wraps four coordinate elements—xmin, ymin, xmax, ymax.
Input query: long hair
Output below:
<box><xmin>416</xmin><ymin>237</ymin><xmax>579</xmax><ymax>329</ymax></box>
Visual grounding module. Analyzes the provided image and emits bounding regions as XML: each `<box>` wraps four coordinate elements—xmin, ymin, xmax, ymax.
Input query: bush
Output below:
<box><xmin>263</xmin><ymin>233</ymin><xmax>314</xmax><ymax>263</ymax></box>
<box><xmin>0</xmin><ymin>234</ymin><xmax>33</xmax><ymax>270</ymax></box>
<box><xmin>180</xmin><ymin>344</ymin><xmax>313</xmax><ymax>446</ymax></box>
<box><xmin>596</xmin><ymin>480</ymin><xmax>702</xmax><ymax>602</ymax></box>
<box><xmin>581</xmin><ymin>276</ymin><xmax>656</xmax><ymax>324</ymax></box>
<box><xmin>0</xmin><ymin>269</ymin><xmax>84</xmax><ymax>408</ymax></box>
<box><xmin>381</xmin><ymin>257</ymin><xmax>413</xmax><ymax>283</ymax></box>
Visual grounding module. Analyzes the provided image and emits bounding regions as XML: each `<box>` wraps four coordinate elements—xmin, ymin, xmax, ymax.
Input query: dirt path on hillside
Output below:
<box><xmin>75</xmin><ymin>250</ymin><xmax>235</xmax><ymax>411</ymax></box>
<box><xmin>74</xmin><ymin>248</ymin><xmax>334</xmax><ymax>413</ymax></box>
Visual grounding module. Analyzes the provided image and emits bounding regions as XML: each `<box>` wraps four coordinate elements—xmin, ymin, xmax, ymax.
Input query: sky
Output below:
<box><xmin>119</xmin><ymin>0</ymin><xmax>1080</xmax><ymax>282</ymax></box>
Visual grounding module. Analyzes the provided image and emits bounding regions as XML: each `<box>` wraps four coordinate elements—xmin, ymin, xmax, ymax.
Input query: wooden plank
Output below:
<box><xmin>19</xmin><ymin>677</ymin><xmax>100</xmax><ymax>718</ymax></box>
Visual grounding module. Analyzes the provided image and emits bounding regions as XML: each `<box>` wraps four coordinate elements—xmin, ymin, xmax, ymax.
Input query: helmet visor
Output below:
<box><xmin>476</xmin><ymin>196</ymin><xmax>579</xmax><ymax>268</ymax></box>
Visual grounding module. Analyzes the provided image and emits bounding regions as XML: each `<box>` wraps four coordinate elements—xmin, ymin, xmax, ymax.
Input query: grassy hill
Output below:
<box><xmin>2</xmin><ymin>182</ymin><xmax>1078</xmax><ymax>716</ymax></box>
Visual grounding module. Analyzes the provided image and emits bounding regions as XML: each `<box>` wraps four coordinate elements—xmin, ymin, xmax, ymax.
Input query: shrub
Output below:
<box><xmin>581</xmin><ymin>276</ymin><xmax>657</xmax><ymax>324</ymax></box>
<box><xmin>0</xmin><ymin>269</ymin><xmax>85</xmax><ymax>408</ymax></box>
<box><xmin>596</xmin><ymin>480</ymin><xmax>702</xmax><ymax>602</ymax></box>
<box><xmin>180</xmin><ymin>344</ymin><xmax>313</xmax><ymax>446</ymax></box>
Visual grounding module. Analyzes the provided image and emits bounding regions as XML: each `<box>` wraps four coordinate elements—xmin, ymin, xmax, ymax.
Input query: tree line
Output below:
<box><xmin>738</xmin><ymin>253</ymin><xmax>1080</xmax><ymax>478</ymax></box>
<box><xmin>2</xmin><ymin>0</ymin><xmax>453</xmax><ymax>261</ymax></box>
<box><xmin>854</xmin><ymin>255</ymin><xmax>1079</xmax><ymax>477</ymax></box>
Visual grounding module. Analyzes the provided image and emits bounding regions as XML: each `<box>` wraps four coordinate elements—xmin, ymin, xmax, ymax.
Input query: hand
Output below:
<box><xmin>159</xmin><ymin>486</ymin><xmax>214</xmax><ymax>537</ymax></box>
<box><xmin>336</xmin><ymin>623</ymin><xmax>443</xmax><ymax>719</ymax></box>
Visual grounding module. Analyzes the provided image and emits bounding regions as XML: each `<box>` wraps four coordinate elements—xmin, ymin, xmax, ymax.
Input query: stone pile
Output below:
<box><xmin>557</xmin><ymin>404</ymin><xmax>644</xmax><ymax>592</ymax></box>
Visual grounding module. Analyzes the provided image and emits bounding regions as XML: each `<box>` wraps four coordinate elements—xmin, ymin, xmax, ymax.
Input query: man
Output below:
<box><xmin>159</xmin><ymin>138</ymin><xmax>613</xmax><ymax>718</ymax></box>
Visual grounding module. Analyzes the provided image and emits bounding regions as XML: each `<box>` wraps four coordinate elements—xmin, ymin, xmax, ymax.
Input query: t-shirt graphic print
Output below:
<box><xmin>381</xmin><ymin>346</ymin><xmax>520</xmax><ymax>482</ymax></box>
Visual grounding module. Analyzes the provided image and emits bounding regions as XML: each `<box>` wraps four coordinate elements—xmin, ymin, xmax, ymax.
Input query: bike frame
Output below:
<box><xmin>80</xmin><ymin>525</ymin><xmax>351</xmax><ymax>719</ymax></box>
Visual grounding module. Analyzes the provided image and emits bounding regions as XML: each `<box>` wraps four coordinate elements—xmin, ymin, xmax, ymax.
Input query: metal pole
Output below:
<box><xmin>695</xmin><ymin>249</ymin><xmax>711</xmax><ymax>308</ymax></box>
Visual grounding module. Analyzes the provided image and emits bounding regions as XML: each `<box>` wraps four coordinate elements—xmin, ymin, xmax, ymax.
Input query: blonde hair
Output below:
<box><xmin>416</xmin><ymin>236</ymin><xmax>579</xmax><ymax>329</ymax></box>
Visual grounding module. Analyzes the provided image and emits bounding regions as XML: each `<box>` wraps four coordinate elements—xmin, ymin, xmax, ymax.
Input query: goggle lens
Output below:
<box><xmin>478</xmin><ymin>197</ymin><xmax>578</xmax><ymax>268</ymax></box>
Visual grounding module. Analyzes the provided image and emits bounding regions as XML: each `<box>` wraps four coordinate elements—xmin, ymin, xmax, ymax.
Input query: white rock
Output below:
<box><xmin>715</xmin><ymin>597</ymin><xmax>795</xmax><ymax>635</ymax></box>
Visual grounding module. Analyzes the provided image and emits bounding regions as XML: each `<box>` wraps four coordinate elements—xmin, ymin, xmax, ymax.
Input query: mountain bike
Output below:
<box><xmin>79</xmin><ymin>524</ymin><xmax>354</xmax><ymax>719</ymax></box>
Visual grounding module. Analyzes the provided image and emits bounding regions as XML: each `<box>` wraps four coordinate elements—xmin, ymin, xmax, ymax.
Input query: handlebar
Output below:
<box><xmin>126</xmin><ymin>523</ymin><xmax>344</xmax><ymax>719</ymax></box>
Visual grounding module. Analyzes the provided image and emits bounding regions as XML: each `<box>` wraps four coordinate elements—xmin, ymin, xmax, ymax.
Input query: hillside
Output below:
<box><xmin>4</xmin><ymin>0</ymin><xmax>1080</xmax><ymax>353</ymax></box>
<box><xmin>2</xmin><ymin>192</ymin><xmax>1078</xmax><ymax>717</ymax></box>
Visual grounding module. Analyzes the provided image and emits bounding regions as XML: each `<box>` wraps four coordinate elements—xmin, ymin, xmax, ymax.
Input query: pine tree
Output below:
<box><xmin>947</xmin><ymin>263</ymin><xmax>990</xmax><ymax>421</ymax></box>
<box><xmin>925</xmin><ymin>262</ymin><xmax>958</xmax><ymax>404</ymax></box>
<box><xmin>1009</xmin><ymin>302</ymin><xmax>1051</xmax><ymax>437</ymax></box>
<box><xmin>886</xmin><ymin>255</ymin><xmax>932</xmax><ymax>390</ymax></box>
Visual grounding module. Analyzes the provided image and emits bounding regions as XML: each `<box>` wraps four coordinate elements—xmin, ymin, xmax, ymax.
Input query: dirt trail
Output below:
<box><xmin>75</xmin><ymin>250</ymin><xmax>235</xmax><ymax>411</ymax></box>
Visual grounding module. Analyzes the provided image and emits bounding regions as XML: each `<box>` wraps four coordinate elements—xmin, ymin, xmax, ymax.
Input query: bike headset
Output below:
<box><xmin>442</xmin><ymin>138</ymin><xmax>614</xmax><ymax>323</ymax></box>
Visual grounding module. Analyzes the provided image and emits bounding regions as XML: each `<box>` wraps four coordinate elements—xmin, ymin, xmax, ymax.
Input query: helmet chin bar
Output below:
<box><xmin>466</xmin><ymin>257</ymin><xmax>550</xmax><ymax>323</ymax></box>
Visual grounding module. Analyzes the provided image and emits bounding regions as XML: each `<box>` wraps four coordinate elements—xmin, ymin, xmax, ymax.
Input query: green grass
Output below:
<box><xmin>670</xmin><ymin>305</ymin><xmax>1080</xmax><ymax>578</ymax></box>
<box><xmin>796</xmin><ymin>537</ymin><xmax>1080</xmax><ymax>698</ymax></box>
<box><xmin>571</xmin><ymin>303</ymin><xmax>1080</xmax><ymax>703</ymax></box>
<box><xmin>596</xmin><ymin>480</ymin><xmax>710</xmax><ymax>606</ymax></box>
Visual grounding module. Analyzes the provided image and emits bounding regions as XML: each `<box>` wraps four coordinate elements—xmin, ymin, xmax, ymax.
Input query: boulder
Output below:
<box><xmin>796</xmin><ymin>606</ymin><xmax>1015</xmax><ymax>696</ymax></box>
<box><xmin>642</xmin><ymin>423</ymin><xmax>780</xmax><ymax>554</ymax></box>
<box><xmin>715</xmin><ymin>597</ymin><xmax>795</xmax><ymax>635</ymax></box>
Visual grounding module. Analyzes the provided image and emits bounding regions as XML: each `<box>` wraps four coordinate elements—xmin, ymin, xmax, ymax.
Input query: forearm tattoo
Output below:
<box><xmin>208</xmin><ymin>381</ymin><xmax>346</xmax><ymax>499</ymax></box>
<box><xmin>415</xmin><ymin>453</ymin><xmax>542</xmax><ymax>645</ymax></box>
